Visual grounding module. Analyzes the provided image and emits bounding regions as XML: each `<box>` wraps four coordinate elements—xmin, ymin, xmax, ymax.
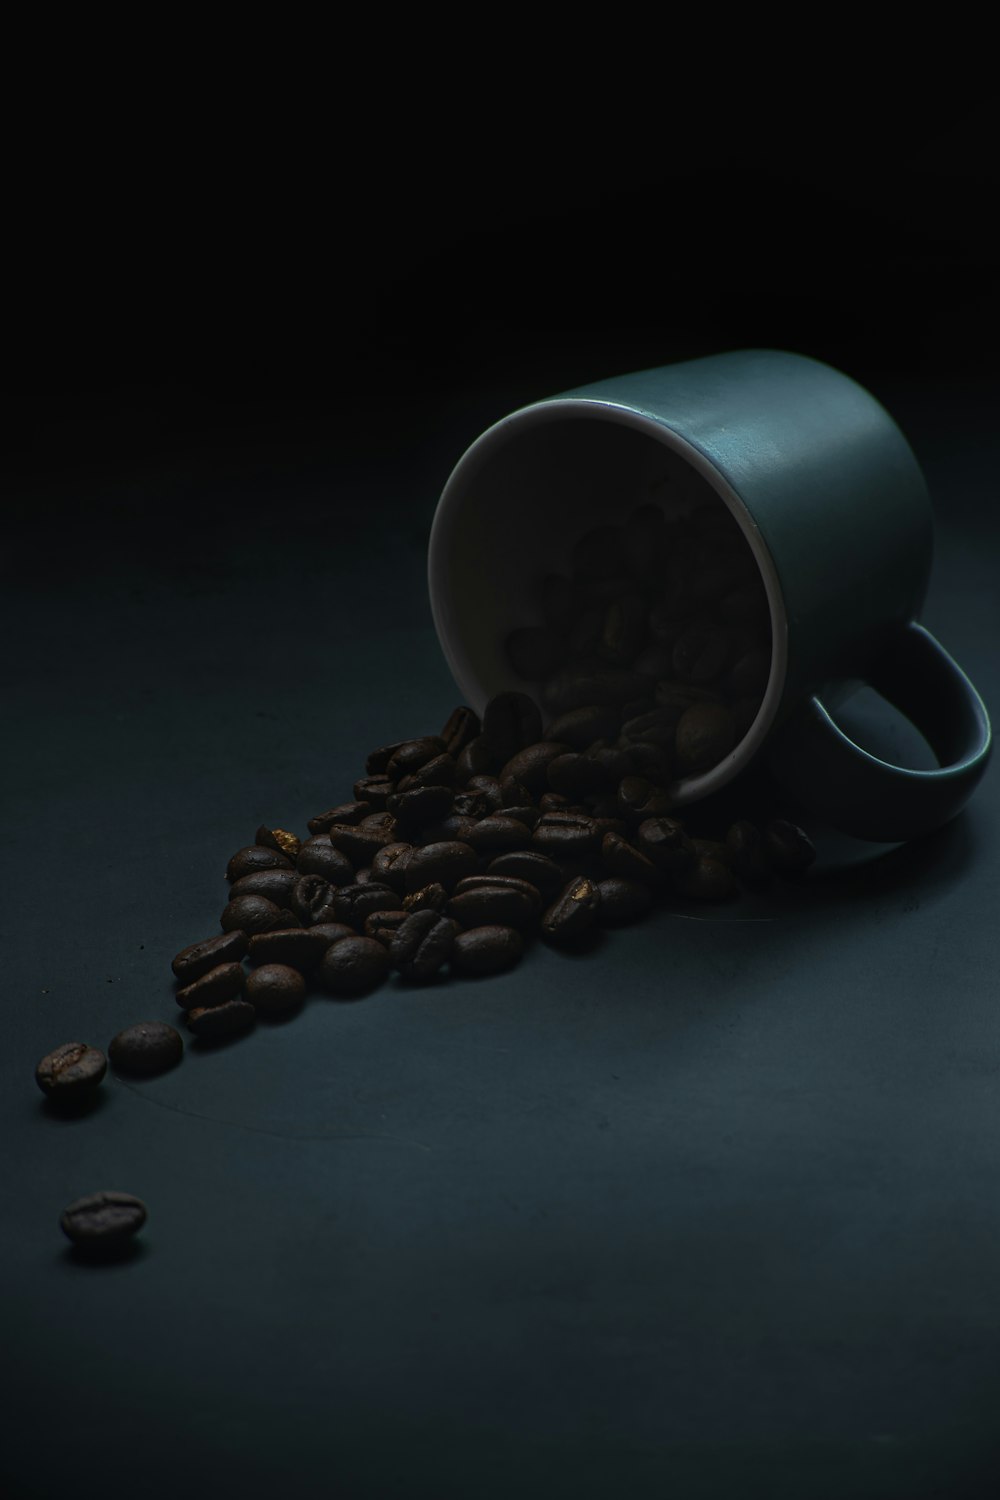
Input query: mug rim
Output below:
<box><xmin>429</xmin><ymin>395</ymin><xmax>790</xmax><ymax>805</ymax></box>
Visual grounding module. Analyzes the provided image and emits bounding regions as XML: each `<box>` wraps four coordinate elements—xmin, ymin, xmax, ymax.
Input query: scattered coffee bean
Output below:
<box><xmin>385</xmin><ymin>737</ymin><xmax>448</xmax><ymax>779</ymax></box>
<box><xmin>245</xmin><ymin>964</ymin><xmax>306</xmax><ymax>1017</ymax></box>
<box><xmin>404</xmin><ymin>841</ymin><xmax>478</xmax><ymax>892</ymax></box>
<box><xmin>674</xmin><ymin>700</ymin><xmax>736</xmax><ymax>774</ymax></box>
<box><xmin>386</xmin><ymin>784</ymin><xmax>454</xmax><ymax>833</ymax></box>
<box><xmin>295</xmin><ymin>837</ymin><xmax>356</xmax><ymax>884</ymax></box>
<box><xmin>225</xmin><ymin>845</ymin><xmax>293</xmax><ymax>883</ymax></box>
<box><xmin>486</xmin><ymin>850</ymin><xmax>566</xmax><ymax>898</ymax></box>
<box><xmin>186</xmin><ymin>999</ymin><xmax>257</xmax><ymax>1039</ymax></box>
<box><xmin>227</xmin><ymin>868</ymin><xmax>300</xmax><ymax>905</ymax></box>
<box><xmin>390</xmin><ymin>909</ymin><xmax>457</xmax><ymax>981</ymax></box>
<box><xmin>364</xmin><ymin>909</ymin><xmax>411</xmax><ymax>945</ymax></box>
<box><xmin>403</xmin><ymin>882</ymin><xmax>450</xmax><ymax>914</ymax></box>
<box><xmin>464</xmin><ymin>815</ymin><xmax>534</xmax><ymax>853</ymax></box>
<box><xmin>531</xmin><ymin>812</ymin><xmax>601</xmax><ymax>859</ymax></box>
<box><xmin>332</xmin><ymin>883</ymin><xmax>403</xmax><ymax>926</ymax></box>
<box><xmin>308</xmin><ymin>922</ymin><xmax>358</xmax><ymax>949</ymax></box>
<box><xmin>499</xmin><ymin>741</ymin><xmax>571</xmax><ymax>796</ymax></box>
<box><xmin>447</xmin><ymin>884</ymin><xmax>537</xmax><ymax>931</ymax></box>
<box><xmin>171</xmin><ymin>930</ymin><xmax>249</xmax><ymax>984</ymax></box>
<box><xmin>60</xmin><ymin>1191</ymin><xmax>146</xmax><ymax>1249</ymax></box>
<box><xmin>440</xmin><ymin>705</ymin><xmax>481</xmax><ymax>757</ymax></box>
<box><xmin>397</xmin><ymin>753</ymin><xmax>457</xmax><ymax>791</ymax></box>
<box><xmin>451</xmin><ymin>925</ymin><xmax>523</xmax><ymax>976</ymax></box>
<box><xmin>307</xmin><ymin>801</ymin><xmax>372</xmax><ymax>833</ymax></box>
<box><xmin>174</xmin><ymin>962</ymin><xmax>245</xmax><ymax>1011</ymax></box>
<box><xmin>541</xmin><ymin>877</ymin><xmax>602</xmax><ymax>947</ymax></box>
<box><xmin>291</xmin><ymin>875</ymin><xmax>341</xmax><ymax>926</ymax></box>
<box><xmin>255</xmin><ymin>825</ymin><xmax>302</xmax><ymax>861</ymax></box>
<box><xmin>371</xmin><ymin>842</ymin><xmax>414</xmax><ymax>891</ymax></box>
<box><xmin>220</xmin><ymin>894</ymin><xmax>289</xmax><ymax>935</ymax></box>
<box><xmin>319</xmin><ymin>936</ymin><xmax>391</xmax><ymax>996</ymax></box>
<box><xmin>600</xmin><ymin>831</ymin><xmax>660</xmax><ymax>884</ymax></box>
<box><xmin>108</xmin><ymin>1021</ymin><xmax>184</xmax><ymax>1076</ymax></box>
<box><xmin>36</xmin><ymin>1042</ymin><xmax>107</xmax><ymax>1103</ymax></box>
<box><xmin>364</xmin><ymin>742</ymin><xmax>406</xmax><ymax>775</ymax></box>
<box><xmin>248</xmin><ymin>927</ymin><xmax>339</xmax><ymax>969</ymax></box>
<box><xmin>764</xmin><ymin>818</ymin><xmax>817</xmax><ymax>872</ymax></box>
<box><xmin>353</xmin><ymin>774</ymin><xmax>395</xmax><ymax>809</ymax></box>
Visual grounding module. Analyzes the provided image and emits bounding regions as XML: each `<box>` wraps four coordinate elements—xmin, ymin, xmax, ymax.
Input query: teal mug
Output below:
<box><xmin>428</xmin><ymin>349</ymin><xmax>991</xmax><ymax>842</ymax></box>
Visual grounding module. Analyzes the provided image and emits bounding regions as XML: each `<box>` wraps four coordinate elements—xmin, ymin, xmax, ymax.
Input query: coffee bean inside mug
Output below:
<box><xmin>503</xmin><ymin>491</ymin><xmax>772</xmax><ymax>795</ymax></box>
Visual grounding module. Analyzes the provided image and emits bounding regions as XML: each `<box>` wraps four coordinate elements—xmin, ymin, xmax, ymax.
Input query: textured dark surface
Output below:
<box><xmin>4</xmin><ymin>364</ymin><xmax>1000</xmax><ymax>1499</ymax></box>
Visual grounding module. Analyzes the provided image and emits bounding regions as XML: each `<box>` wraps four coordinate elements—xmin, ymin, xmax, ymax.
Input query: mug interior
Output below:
<box><xmin>428</xmin><ymin>400</ymin><xmax>788</xmax><ymax>803</ymax></box>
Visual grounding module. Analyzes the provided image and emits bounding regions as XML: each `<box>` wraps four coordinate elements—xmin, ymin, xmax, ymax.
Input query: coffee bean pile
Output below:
<box><xmin>505</xmin><ymin>497</ymin><xmax>773</xmax><ymax>779</ymax></box>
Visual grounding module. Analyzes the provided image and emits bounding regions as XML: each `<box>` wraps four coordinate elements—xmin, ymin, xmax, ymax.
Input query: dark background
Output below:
<box><xmin>5</xmin><ymin>98</ymin><xmax>1000</xmax><ymax>1499</ymax></box>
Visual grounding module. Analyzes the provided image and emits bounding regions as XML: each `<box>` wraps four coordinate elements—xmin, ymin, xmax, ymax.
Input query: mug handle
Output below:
<box><xmin>764</xmin><ymin>621</ymin><xmax>992</xmax><ymax>842</ymax></box>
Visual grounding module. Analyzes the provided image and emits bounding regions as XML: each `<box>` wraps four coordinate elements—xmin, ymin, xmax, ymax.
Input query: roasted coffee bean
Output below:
<box><xmin>482</xmin><ymin>691</ymin><xmax>544</xmax><ymax>762</ymax></box>
<box><xmin>453</xmin><ymin>873</ymin><xmax>543</xmax><ymax>911</ymax></box>
<box><xmin>595</xmin><ymin>877</ymin><xmax>654</xmax><ymax>926</ymax></box>
<box><xmin>671</xmin><ymin>854</ymin><xmax>739</xmax><ymax>900</ymax></box>
<box><xmin>451</xmin><ymin>925</ymin><xmax>523</xmax><ymax>976</ymax></box>
<box><xmin>221</xmin><ymin>894</ymin><xmax>289</xmax><ymax>935</ymax></box>
<box><xmin>370</xmin><ymin>842</ymin><xmax>414</xmax><ymax>892</ymax></box>
<box><xmin>538</xmin><ymin>791</ymin><xmax>574</xmax><ymax>813</ymax></box>
<box><xmin>332</xmin><ymin>883</ymin><xmax>402</xmax><ymax>926</ymax></box>
<box><xmin>174</xmin><ymin>962</ymin><xmax>245</xmax><ymax>1011</ymax></box>
<box><xmin>541</xmin><ymin>877</ymin><xmax>602</xmax><ymax>947</ymax></box>
<box><xmin>319</xmin><ymin>935</ymin><xmax>391</xmax><ymax>996</ymax></box>
<box><xmin>308</xmin><ymin>922</ymin><xmax>358</xmax><ymax>949</ymax></box>
<box><xmin>486</xmin><ymin>850</ymin><xmax>565</xmax><ymax>899</ymax></box>
<box><xmin>291</xmin><ymin>875</ymin><xmax>341</xmax><ymax>927</ymax></box>
<box><xmin>108</xmin><ymin>1021</ymin><xmax>184</xmax><ymax>1076</ymax></box>
<box><xmin>404</xmin><ymin>841</ymin><xmax>479</xmax><ymax>892</ymax></box>
<box><xmin>396</xmin><ymin>753</ymin><xmax>457</xmax><ymax>791</ymax></box>
<box><xmin>546</xmin><ymin>752</ymin><xmax>605</xmax><ymax>800</ymax></box>
<box><xmin>464</xmin><ymin>816</ymin><xmax>534</xmax><ymax>853</ymax></box>
<box><xmin>227</xmin><ymin>868</ymin><xmax>299</xmax><ymax>906</ymax></box>
<box><xmin>764</xmin><ymin>818</ymin><xmax>817</xmax><ymax>872</ymax></box>
<box><xmin>616</xmin><ymin>776</ymin><xmax>674</xmax><ymax>824</ymax></box>
<box><xmin>390</xmin><ymin>908</ymin><xmax>457</xmax><ymax>981</ymax></box>
<box><xmin>598</xmin><ymin>592</ymin><xmax>647</xmax><ymax>665</ymax></box>
<box><xmin>414</xmin><ymin>814</ymin><xmax>480</xmax><ymax>845</ymax></box>
<box><xmin>500</xmin><ymin>804</ymin><xmax>541</xmax><ymax>829</ymax></box>
<box><xmin>531</xmin><ymin>812</ymin><xmax>601</xmax><ymax>859</ymax></box>
<box><xmin>255</xmin><ymin>825</ymin><xmax>302</xmax><ymax>862</ymax></box>
<box><xmin>385</xmin><ymin>737</ymin><xmax>448</xmax><ymax>779</ymax></box>
<box><xmin>600</xmin><ymin>831</ymin><xmax>661</xmax><ymax>884</ymax></box>
<box><xmin>499</xmin><ymin>775</ymin><xmax>532</xmax><ymax>808</ymax></box>
<box><xmin>245</xmin><ymin>964</ymin><xmax>306</xmax><ymax>1017</ymax></box>
<box><xmin>619</xmin><ymin>707</ymin><xmax>678</xmax><ymax>750</ymax></box>
<box><xmin>455</xmin><ymin>734</ymin><xmax>499</xmax><ymax>781</ymax></box>
<box><xmin>386</xmin><ymin>784</ymin><xmax>453</xmax><ymax>833</ymax></box>
<box><xmin>172</xmin><ymin>930</ymin><xmax>249</xmax><ymax>983</ymax></box>
<box><xmin>295</xmin><ymin>837</ymin><xmax>356</xmax><ymax>884</ymax></box>
<box><xmin>403</xmin><ymin>882</ymin><xmax>450</xmax><ymax>914</ymax></box>
<box><xmin>36</xmin><ymin>1042</ymin><xmax>107</xmax><ymax>1102</ymax></box>
<box><xmin>248</xmin><ymin>926</ymin><xmax>341</xmax><ymax>969</ymax></box>
<box><xmin>307</xmin><ymin>801</ymin><xmax>372</xmax><ymax>833</ymax></box>
<box><xmin>544</xmin><ymin>703</ymin><xmax>621</xmax><ymax>750</ymax></box>
<box><xmin>448</xmin><ymin>884</ymin><xmax>537</xmax><ymax>931</ymax></box>
<box><xmin>364</xmin><ymin>908</ymin><xmax>410</xmax><ymax>945</ymax></box>
<box><xmin>353</xmin><ymin>774</ymin><xmax>395</xmax><ymax>809</ymax></box>
<box><xmin>672</xmin><ymin>619</ymin><xmax>732</xmax><ymax>684</ymax></box>
<box><xmin>186</xmin><ymin>998</ymin><xmax>257</xmax><ymax>1038</ymax></box>
<box><xmin>365</xmin><ymin>742</ymin><xmax>406</xmax><ymax>775</ymax></box>
<box><xmin>354</xmin><ymin>867</ymin><xmax>376</xmax><ymax>884</ymax></box>
<box><xmin>499</xmin><ymin>741</ymin><xmax>571</xmax><ymax>796</ymax></box>
<box><xmin>225</xmin><ymin>845</ymin><xmax>293</xmax><ymax>883</ymax></box>
<box><xmin>328</xmin><ymin>821</ymin><xmax>394</xmax><ymax>865</ymax></box>
<box><xmin>725</xmin><ymin>820</ymin><xmax>772</xmax><ymax>882</ymax></box>
<box><xmin>636</xmin><ymin>817</ymin><xmax>697</xmax><ymax>874</ymax></box>
<box><xmin>674</xmin><ymin>701</ymin><xmax>736</xmax><ymax>774</ymax></box>
<box><xmin>540</xmin><ymin>572</ymin><xmax>583</xmax><ymax>632</ymax></box>
<box><xmin>571</xmin><ymin>523</ymin><xmax>627</xmax><ymax>581</ymax></box>
<box><xmin>543</xmin><ymin>667</ymin><xmax>651</xmax><ymax>715</ymax></box>
<box><xmin>440</xmin><ymin>704</ymin><xmax>481</xmax><ymax>757</ymax></box>
<box><xmin>466</xmin><ymin>775</ymin><xmax>504</xmax><ymax>811</ymax></box>
<box><xmin>505</xmin><ymin>625</ymin><xmax>567</xmax><ymax>680</ymax></box>
<box><xmin>61</xmin><ymin>1191</ymin><xmax>146</xmax><ymax>1249</ymax></box>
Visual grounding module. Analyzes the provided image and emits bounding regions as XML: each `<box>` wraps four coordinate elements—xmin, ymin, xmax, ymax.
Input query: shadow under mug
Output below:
<box><xmin>428</xmin><ymin>349</ymin><xmax>991</xmax><ymax>843</ymax></box>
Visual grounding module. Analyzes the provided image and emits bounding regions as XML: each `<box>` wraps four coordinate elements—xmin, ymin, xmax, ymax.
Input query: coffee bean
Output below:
<box><xmin>332</xmin><ymin>883</ymin><xmax>403</xmax><ymax>926</ymax></box>
<box><xmin>482</xmin><ymin>692</ymin><xmax>544</xmax><ymax>762</ymax></box>
<box><xmin>353</xmin><ymin>774</ymin><xmax>395</xmax><ymax>809</ymax></box>
<box><xmin>225</xmin><ymin>845</ymin><xmax>293</xmax><ymax>883</ymax></box>
<box><xmin>365</xmin><ymin>742</ymin><xmax>406</xmax><ymax>775</ymax></box>
<box><xmin>385</xmin><ymin>783</ymin><xmax>454</xmax><ymax>834</ymax></box>
<box><xmin>364</xmin><ymin>909</ymin><xmax>410</xmax><ymax>945</ymax></box>
<box><xmin>636</xmin><ymin>817</ymin><xmax>697</xmax><ymax>874</ymax></box>
<box><xmin>544</xmin><ymin>704</ymin><xmax>621</xmax><ymax>750</ymax></box>
<box><xmin>486</xmin><ymin>850</ymin><xmax>566</xmax><ymax>899</ymax></box>
<box><xmin>499</xmin><ymin>804</ymin><xmax>541</xmax><ymax>829</ymax></box>
<box><xmin>404</xmin><ymin>841</ymin><xmax>479</xmax><ymax>892</ymax></box>
<box><xmin>36</xmin><ymin>1042</ymin><xmax>107</xmax><ymax>1102</ymax></box>
<box><xmin>227</xmin><ymin>869</ymin><xmax>300</xmax><ymax>906</ymax></box>
<box><xmin>295</xmin><ymin>837</ymin><xmax>356</xmax><ymax>884</ymax></box>
<box><xmin>674</xmin><ymin>701</ymin><xmax>736</xmax><ymax>774</ymax></box>
<box><xmin>499</xmin><ymin>774</ymin><xmax>533</xmax><ymax>807</ymax></box>
<box><xmin>319</xmin><ymin>935</ymin><xmax>391</xmax><ymax>996</ymax></box>
<box><xmin>308</xmin><ymin>922</ymin><xmax>358</xmax><ymax>949</ymax></box>
<box><xmin>531</xmin><ymin>812</ymin><xmax>601</xmax><ymax>859</ymax></box>
<box><xmin>498</xmin><ymin>741</ymin><xmax>571</xmax><ymax>796</ymax></box>
<box><xmin>453</xmin><ymin>873</ymin><xmax>543</xmax><ymax>911</ymax></box>
<box><xmin>370</xmin><ymin>842</ymin><xmax>413</xmax><ymax>892</ymax></box>
<box><xmin>186</xmin><ymin>999</ymin><xmax>257</xmax><ymax>1039</ymax></box>
<box><xmin>108</xmin><ymin>1021</ymin><xmax>184</xmax><ymax>1076</ymax></box>
<box><xmin>390</xmin><ymin>909</ymin><xmax>457</xmax><ymax>981</ymax></box>
<box><xmin>328</xmin><ymin>820</ymin><xmax>394</xmax><ymax>865</ymax></box>
<box><xmin>396</xmin><ymin>754</ymin><xmax>457</xmax><ymax>791</ymax></box>
<box><xmin>245</xmin><ymin>964</ymin><xmax>306</xmax><ymax>1017</ymax></box>
<box><xmin>248</xmin><ymin>927</ymin><xmax>342</xmax><ymax>968</ymax></box>
<box><xmin>764</xmin><ymin>818</ymin><xmax>817</xmax><ymax>872</ymax></box>
<box><xmin>174</xmin><ymin>962</ymin><xmax>245</xmax><ymax>1011</ymax></box>
<box><xmin>307</xmin><ymin>801</ymin><xmax>372</xmax><ymax>833</ymax></box>
<box><xmin>447</xmin><ymin>884</ymin><xmax>537</xmax><ymax>931</ymax></box>
<box><xmin>255</xmin><ymin>825</ymin><xmax>302</xmax><ymax>862</ymax></box>
<box><xmin>595</xmin><ymin>877</ymin><xmax>654</xmax><ymax>926</ymax></box>
<box><xmin>600</xmin><ymin>831</ymin><xmax>661</xmax><ymax>884</ymax></box>
<box><xmin>541</xmin><ymin>877</ymin><xmax>601</xmax><ymax>947</ymax></box>
<box><xmin>538</xmin><ymin>791</ymin><xmax>574</xmax><ymax>813</ymax></box>
<box><xmin>542</xmin><ymin>667</ymin><xmax>651</xmax><ymax>715</ymax></box>
<box><xmin>291</xmin><ymin>875</ymin><xmax>341</xmax><ymax>926</ymax></box>
<box><xmin>414</xmin><ymin>814</ymin><xmax>481</xmax><ymax>845</ymax></box>
<box><xmin>505</xmin><ymin>625</ymin><xmax>567</xmax><ymax>680</ymax></box>
<box><xmin>616</xmin><ymin>776</ymin><xmax>674</xmax><ymax>823</ymax></box>
<box><xmin>60</xmin><ymin>1191</ymin><xmax>146</xmax><ymax>1249</ymax></box>
<box><xmin>724</xmin><ymin>820</ymin><xmax>772</xmax><ymax>882</ymax></box>
<box><xmin>171</xmin><ymin>930</ymin><xmax>248</xmax><ymax>984</ymax></box>
<box><xmin>619</xmin><ymin>707</ymin><xmax>678</xmax><ymax>750</ymax></box>
<box><xmin>451</xmin><ymin>925</ymin><xmax>523</xmax><ymax>976</ymax></box>
<box><xmin>385</xmin><ymin>737</ymin><xmax>448</xmax><ymax>779</ymax></box>
<box><xmin>465</xmin><ymin>775</ymin><xmax>504</xmax><ymax>810</ymax></box>
<box><xmin>455</xmin><ymin>735</ymin><xmax>499</xmax><ymax>781</ymax></box>
<box><xmin>671</xmin><ymin>854</ymin><xmax>738</xmax><ymax>900</ymax></box>
<box><xmin>440</xmin><ymin>705</ymin><xmax>481</xmax><ymax>757</ymax></box>
<box><xmin>220</xmin><ymin>894</ymin><xmax>289</xmax><ymax>935</ymax></box>
<box><xmin>403</xmin><ymin>882</ymin><xmax>450</xmax><ymax>914</ymax></box>
<box><xmin>453</xmin><ymin>788</ymin><xmax>494</xmax><ymax>820</ymax></box>
<box><xmin>464</xmin><ymin>815</ymin><xmax>534</xmax><ymax>853</ymax></box>
<box><xmin>353</xmin><ymin>867</ymin><xmax>376</xmax><ymax>885</ymax></box>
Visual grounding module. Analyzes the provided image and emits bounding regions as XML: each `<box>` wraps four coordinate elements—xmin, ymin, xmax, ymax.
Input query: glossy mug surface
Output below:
<box><xmin>428</xmin><ymin>350</ymin><xmax>991</xmax><ymax>841</ymax></box>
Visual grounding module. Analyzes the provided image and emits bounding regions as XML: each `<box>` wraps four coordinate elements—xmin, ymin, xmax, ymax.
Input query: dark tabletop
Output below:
<box><xmin>5</xmin><ymin>123</ymin><xmax>1000</xmax><ymax>1500</ymax></box>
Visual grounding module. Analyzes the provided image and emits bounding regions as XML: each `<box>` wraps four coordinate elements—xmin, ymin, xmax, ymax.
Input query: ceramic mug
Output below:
<box><xmin>427</xmin><ymin>349</ymin><xmax>991</xmax><ymax>842</ymax></box>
